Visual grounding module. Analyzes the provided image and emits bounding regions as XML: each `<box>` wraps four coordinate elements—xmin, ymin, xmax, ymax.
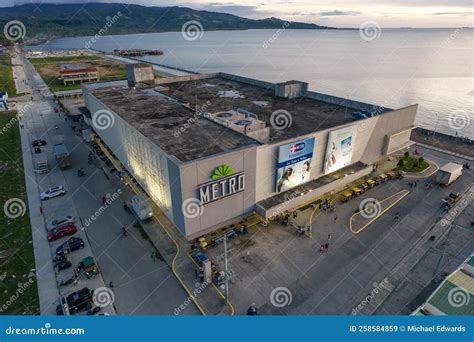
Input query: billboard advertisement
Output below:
<box><xmin>276</xmin><ymin>137</ymin><xmax>315</xmax><ymax>193</ymax></box>
<box><xmin>323</xmin><ymin>125</ymin><xmax>357</xmax><ymax>174</ymax></box>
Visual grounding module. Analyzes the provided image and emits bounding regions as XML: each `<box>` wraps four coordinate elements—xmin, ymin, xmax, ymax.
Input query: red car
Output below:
<box><xmin>47</xmin><ymin>223</ymin><xmax>77</xmax><ymax>241</ymax></box>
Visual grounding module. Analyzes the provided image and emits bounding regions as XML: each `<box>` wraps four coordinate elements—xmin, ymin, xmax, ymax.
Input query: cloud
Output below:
<box><xmin>201</xmin><ymin>4</ymin><xmax>265</xmax><ymax>17</ymax></box>
<box><xmin>433</xmin><ymin>11</ymin><xmax>473</xmax><ymax>16</ymax></box>
<box><xmin>318</xmin><ymin>10</ymin><xmax>361</xmax><ymax>17</ymax></box>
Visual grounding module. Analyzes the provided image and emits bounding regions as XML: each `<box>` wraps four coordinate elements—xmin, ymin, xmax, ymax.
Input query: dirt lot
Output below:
<box><xmin>29</xmin><ymin>55</ymin><xmax>126</xmax><ymax>92</ymax></box>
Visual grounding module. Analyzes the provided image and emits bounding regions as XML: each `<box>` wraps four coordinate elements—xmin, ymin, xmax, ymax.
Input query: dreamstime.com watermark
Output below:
<box><xmin>174</xmin><ymin>281</ymin><xmax>210</xmax><ymax>315</ymax></box>
<box><xmin>0</xmin><ymin>101</ymin><xmax>34</xmax><ymax>136</ymax></box>
<box><xmin>3</xmin><ymin>198</ymin><xmax>27</xmax><ymax>219</ymax></box>
<box><xmin>3</xmin><ymin>20</ymin><xmax>26</xmax><ymax>42</ymax></box>
<box><xmin>440</xmin><ymin>188</ymin><xmax>474</xmax><ymax>227</ymax></box>
<box><xmin>270</xmin><ymin>287</ymin><xmax>292</xmax><ymax>308</ymax></box>
<box><xmin>4</xmin><ymin>323</ymin><xmax>84</xmax><ymax>336</ymax></box>
<box><xmin>359</xmin><ymin>21</ymin><xmax>382</xmax><ymax>41</ymax></box>
<box><xmin>352</xmin><ymin>277</ymin><xmax>393</xmax><ymax>315</ymax></box>
<box><xmin>181</xmin><ymin>198</ymin><xmax>203</xmax><ymax>219</ymax></box>
<box><xmin>181</xmin><ymin>21</ymin><xmax>204</xmax><ymax>41</ymax></box>
<box><xmin>83</xmin><ymin>189</ymin><xmax>123</xmax><ymax>227</ymax></box>
<box><xmin>265</xmin><ymin>191</ymin><xmax>299</xmax><ymax>223</ymax></box>
<box><xmin>262</xmin><ymin>21</ymin><xmax>291</xmax><ymax>49</ymax></box>
<box><xmin>85</xmin><ymin>12</ymin><xmax>123</xmax><ymax>49</ymax></box>
<box><xmin>0</xmin><ymin>278</ymin><xmax>35</xmax><ymax>313</ymax></box>
<box><xmin>173</xmin><ymin>100</ymin><xmax>211</xmax><ymax>138</ymax></box>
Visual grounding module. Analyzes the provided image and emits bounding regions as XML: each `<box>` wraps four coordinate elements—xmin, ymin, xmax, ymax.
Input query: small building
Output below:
<box><xmin>59</xmin><ymin>63</ymin><xmax>99</xmax><ymax>85</ymax></box>
<box><xmin>0</xmin><ymin>91</ymin><xmax>8</xmax><ymax>112</ymax></box>
<box><xmin>412</xmin><ymin>254</ymin><xmax>474</xmax><ymax>316</ymax></box>
<box><xmin>126</xmin><ymin>63</ymin><xmax>154</xmax><ymax>87</ymax></box>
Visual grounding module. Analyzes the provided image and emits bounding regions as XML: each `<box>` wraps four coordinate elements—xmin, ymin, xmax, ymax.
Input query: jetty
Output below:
<box><xmin>113</xmin><ymin>49</ymin><xmax>164</xmax><ymax>57</ymax></box>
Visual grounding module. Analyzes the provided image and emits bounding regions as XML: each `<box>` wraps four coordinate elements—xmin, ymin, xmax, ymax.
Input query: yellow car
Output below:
<box><xmin>341</xmin><ymin>191</ymin><xmax>353</xmax><ymax>202</ymax></box>
<box><xmin>352</xmin><ymin>187</ymin><xmax>363</xmax><ymax>197</ymax></box>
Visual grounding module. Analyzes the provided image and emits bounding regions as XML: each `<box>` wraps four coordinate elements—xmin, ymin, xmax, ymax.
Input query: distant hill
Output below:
<box><xmin>0</xmin><ymin>3</ymin><xmax>335</xmax><ymax>43</ymax></box>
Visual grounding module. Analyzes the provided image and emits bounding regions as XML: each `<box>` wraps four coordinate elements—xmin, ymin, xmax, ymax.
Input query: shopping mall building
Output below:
<box><xmin>83</xmin><ymin>66</ymin><xmax>417</xmax><ymax>240</ymax></box>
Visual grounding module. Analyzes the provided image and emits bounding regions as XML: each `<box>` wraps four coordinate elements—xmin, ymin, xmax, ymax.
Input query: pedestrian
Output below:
<box><xmin>334</xmin><ymin>215</ymin><xmax>338</xmax><ymax>222</ymax></box>
<box><xmin>102</xmin><ymin>196</ymin><xmax>107</xmax><ymax>205</ymax></box>
<box><xmin>293</xmin><ymin>211</ymin><xmax>298</xmax><ymax>219</ymax></box>
<box><xmin>414</xmin><ymin>181</ymin><xmax>417</xmax><ymax>187</ymax></box>
<box><xmin>109</xmin><ymin>281</ymin><xmax>114</xmax><ymax>289</ymax></box>
<box><xmin>39</xmin><ymin>206</ymin><xmax>43</xmax><ymax>214</ymax></box>
<box><xmin>327</xmin><ymin>234</ymin><xmax>332</xmax><ymax>241</ymax></box>
<box><xmin>324</xmin><ymin>243</ymin><xmax>329</xmax><ymax>250</ymax></box>
<box><xmin>319</xmin><ymin>245</ymin><xmax>325</xmax><ymax>253</ymax></box>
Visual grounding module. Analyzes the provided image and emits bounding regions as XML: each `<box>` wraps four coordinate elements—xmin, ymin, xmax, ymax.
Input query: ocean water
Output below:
<box><xmin>31</xmin><ymin>28</ymin><xmax>474</xmax><ymax>138</ymax></box>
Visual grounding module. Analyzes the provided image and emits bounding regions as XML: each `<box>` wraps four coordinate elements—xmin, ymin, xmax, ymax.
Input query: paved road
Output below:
<box><xmin>205</xmin><ymin>144</ymin><xmax>473</xmax><ymax>315</ymax></box>
<box><xmin>16</xmin><ymin>47</ymin><xmax>199</xmax><ymax>315</ymax></box>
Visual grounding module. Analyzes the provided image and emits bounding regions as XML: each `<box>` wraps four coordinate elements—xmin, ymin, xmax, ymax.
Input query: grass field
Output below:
<box><xmin>0</xmin><ymin>112</ymin><xmax>39</xmax><ymax>315</ymax></box>
<box><xmin>0</xmin><ymin>55</ymin><xmax>17</xmax><ymax>97</ymax></box>
<box><xmin>30</xmin><ymin>55</ymin><xmax>126</xmax><ymax>92</ymax></box>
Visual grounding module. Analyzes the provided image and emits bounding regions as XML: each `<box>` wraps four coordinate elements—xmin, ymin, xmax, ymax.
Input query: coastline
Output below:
<box><xmin>411</xmin><ymin>128</ymin><xmax>473</xmax><ymax>160</ymax></box>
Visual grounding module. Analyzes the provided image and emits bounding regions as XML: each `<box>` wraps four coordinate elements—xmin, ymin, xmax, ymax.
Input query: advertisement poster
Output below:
<box><xmin>275</xmin><ymin>137</ymin><xmax>315</xmax><ymax>193</ymax></box>
<box><xmin>324</xmin><ymin>126</ymin><xmax>357</xmax><ymax>174</ymax></box>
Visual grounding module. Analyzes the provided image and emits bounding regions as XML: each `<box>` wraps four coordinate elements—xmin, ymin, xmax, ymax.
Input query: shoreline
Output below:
<box><xmin>411</xmin><ymin>127</ymin><xmax>473</xmax><ymax>160</ymax></box>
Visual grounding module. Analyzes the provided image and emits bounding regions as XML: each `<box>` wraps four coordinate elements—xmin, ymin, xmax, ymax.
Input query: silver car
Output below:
<box><xmin>40</xmin><ymin>186</ymin><xmax>66</xmax><ymax>200</ymax></box>
<box><xmin>50</xmin><ymin>215</ymin><xmax>74</xmax><ymax>228</ymax></box>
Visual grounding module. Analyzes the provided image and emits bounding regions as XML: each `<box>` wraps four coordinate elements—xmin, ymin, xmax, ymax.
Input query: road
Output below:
<box><xmin>14</xmin><ymin>46</ymin><xmax>200</xmax><ymax>315</ymax></box>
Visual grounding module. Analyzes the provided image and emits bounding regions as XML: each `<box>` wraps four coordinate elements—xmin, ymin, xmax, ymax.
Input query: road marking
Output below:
<box><xmin>350</xmin><ymin>190</ymin><xmax>411</xmax><ymax>234</ymax></box>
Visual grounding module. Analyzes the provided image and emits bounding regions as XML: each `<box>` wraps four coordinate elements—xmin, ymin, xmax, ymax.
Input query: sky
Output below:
<box><xmin>1</xmin><ymin>0</ymin><xmax>473</xmax><ymax>28</ymax></box>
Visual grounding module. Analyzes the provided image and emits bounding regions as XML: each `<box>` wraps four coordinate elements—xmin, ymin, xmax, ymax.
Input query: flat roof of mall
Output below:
<box><xmin>90</xmin><ymin>86</ymin><xmax>258</xmax><ymax>162</ymax></box>
<box><xmin>161</xmin><ymin>75</ymin><xmax>391</xmax><ymax>144</ymax></box>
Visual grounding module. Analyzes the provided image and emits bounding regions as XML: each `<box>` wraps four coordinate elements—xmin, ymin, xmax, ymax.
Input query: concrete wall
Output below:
<box><xmin>255</xmin><ymin>105</ymin><xmax>418</xmax><ymax>203</ymax></box>
<box><xmin>305</xmin><ymin>91</ymin><xmax>391</xmax><ymax>113</ymax></box>
<box><xmin>179</xmin><ymin>147</ymin><xmax>257</xmax><ymax>240</ymax></box>
<box><xmin>85</xmin><ymin>94</ymin><xmax>175</xmax><ymax>220</ymax></box>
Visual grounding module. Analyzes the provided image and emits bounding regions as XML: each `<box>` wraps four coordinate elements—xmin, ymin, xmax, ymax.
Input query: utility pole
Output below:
<box><xmin>224</xmin><ymin>233</ymin><xmax>229</xmax><ymax>301</ymax></box>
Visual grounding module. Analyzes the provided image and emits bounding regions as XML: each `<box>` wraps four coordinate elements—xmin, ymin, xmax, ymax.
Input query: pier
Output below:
<box><xmin>113</xmin><ymin>49</ymin><xmax>164</xmax><ymax>57</ymax></box>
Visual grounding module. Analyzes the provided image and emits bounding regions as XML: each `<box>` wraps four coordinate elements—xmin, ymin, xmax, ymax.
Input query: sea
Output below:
<box><xmin>29</xmin><ymin>28</ymin><xmax>474</xmax><ymax>138</ymax></box>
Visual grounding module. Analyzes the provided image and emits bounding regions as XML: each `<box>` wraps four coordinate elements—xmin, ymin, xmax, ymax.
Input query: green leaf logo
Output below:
<box><xmin>211</xmin><ymin>165</ymin><xmax>234</xmax><ymax>180</ymax></box>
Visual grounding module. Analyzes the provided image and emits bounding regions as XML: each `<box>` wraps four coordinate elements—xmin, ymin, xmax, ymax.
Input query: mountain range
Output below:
<box><xmin>0</xmin><ymin>3</ymin><xmax>335</xmax><ymax>43</ymax></box>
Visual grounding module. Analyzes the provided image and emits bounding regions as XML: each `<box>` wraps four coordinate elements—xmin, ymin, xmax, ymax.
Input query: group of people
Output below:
<box><xmin>319</xmin><ymin>234</ymin><xmax>332</xmax><ymax>253</ymax></box>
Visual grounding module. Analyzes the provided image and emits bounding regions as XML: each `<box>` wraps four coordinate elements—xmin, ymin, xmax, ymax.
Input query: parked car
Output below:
<box><xmin>47</xmin><ymin>223</ymin><xmax>77</xmax><ymax>241</ymax></box>
<box><xmin>56</xmin><ymin>287</ymin><xmax>93</xmax><ymax>315</ymax></box>
<box><xmin>32</xmin><ymin>139</ymin><xmax>47</xmax><ymax>147</ymax></box>
<box><xmin>51</xmin><ymin>215</ymin><xmax>74</xmax><ymax>228</ymax></box>
<box><xmin>56</xmin><ymin>237</ymin><xmax>84</xmax><ymax>256</ymax></box>
<box><xmin>40</xmin><ymin>186</ymin><xmax>66</xmax><ymax>200</ymax></box>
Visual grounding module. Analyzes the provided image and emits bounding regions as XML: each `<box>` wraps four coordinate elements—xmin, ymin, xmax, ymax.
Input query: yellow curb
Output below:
<box><xmin>404</xmin><ymin>158</ymin><xmax>439</xmax><ymax>179</ymax></box>
<box><xmin>95</xmin><ymin>138</ymin><xmax>207</xmax><ymax>316</ymax></box>
<box><xmin>349</xmin><ymin>189</ymin><xmax>411</xmax><ymax>234</ymax></box>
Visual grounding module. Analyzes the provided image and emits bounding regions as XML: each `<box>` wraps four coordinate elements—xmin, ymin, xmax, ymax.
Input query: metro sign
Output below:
<box><xmin>290</xmin><ymin>142</ymin><xmax>305</xmax><ymax>154</ymax></box>
<box><xmin>199</xmin><ymin>172</ymin><xmax>245</xmax><ymax>205</ymax></box>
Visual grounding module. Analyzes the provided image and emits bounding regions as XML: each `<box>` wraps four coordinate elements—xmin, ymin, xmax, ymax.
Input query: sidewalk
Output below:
<box><xmin>18</xmin><ymin>105</ymin><xmax>59</xmax><ymax>315</ymax></box>
<box><xmin>16</xmin><ymin>50</ymin><xmax>115</xmax><ymax>315</ymax></box>
<box><xmin>95</xmin><ymin>143</ymin><xmax>233</xmax><ymax>315</ymax></box>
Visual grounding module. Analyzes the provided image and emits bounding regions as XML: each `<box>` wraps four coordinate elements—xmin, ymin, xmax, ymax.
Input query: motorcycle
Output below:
<box><xmin>54</xmin><ymin>255</ymin><xmax>72</xmax><ymax>272</ymax></box>
<box><xmin>58</xmin><ymin>277</ymin><xmax>74</xmax><ymax>287</ymax></box>
<box><xmin>295</xmin><ymin>225</ymin><xmax>307</xmax><ymax>236</ymax></box>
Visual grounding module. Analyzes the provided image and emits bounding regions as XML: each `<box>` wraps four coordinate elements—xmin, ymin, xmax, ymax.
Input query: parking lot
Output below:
<box><xmin>204</xmin><ymin>145</ymin><xmax>473</xmax><ymax>315</ymax></box>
